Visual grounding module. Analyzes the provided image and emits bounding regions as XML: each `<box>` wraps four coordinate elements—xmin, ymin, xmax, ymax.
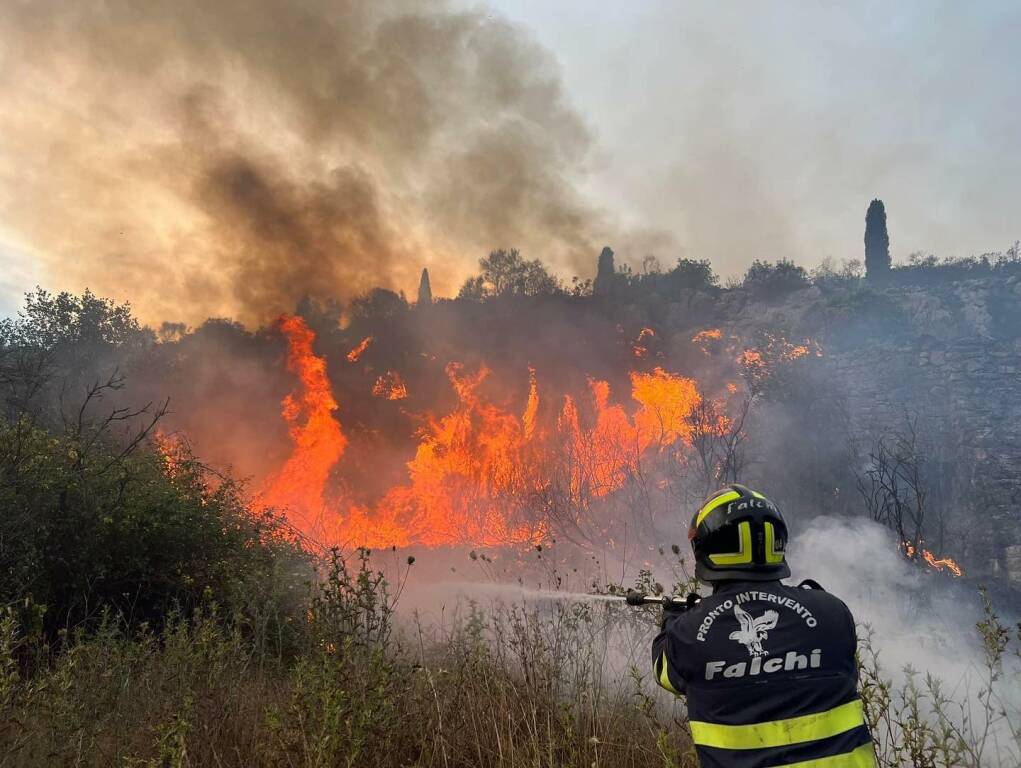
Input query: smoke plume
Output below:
<box><xmin>0</xmin><ymin>0</ymin><xmax>637</xmax><ymax>324</ymax></box>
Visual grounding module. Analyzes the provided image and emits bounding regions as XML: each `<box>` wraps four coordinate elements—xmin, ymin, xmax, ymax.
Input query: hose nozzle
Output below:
<box><xmin>625</xmin><ymin>590</ymin><xmax>688</xmax><ymax>607</ymax></box>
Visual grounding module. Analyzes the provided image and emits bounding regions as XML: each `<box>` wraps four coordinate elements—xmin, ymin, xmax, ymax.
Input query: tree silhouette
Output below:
<box><xmin>417</xmin><ymin>268</ymin><xmax>432</xmax><ymax>306</ymax></box>
<box><xmin>593</xmin><ymin>246</ymin><xmax>616</xmax><ymax>295</ymax></box>
<box><xmin>865</xmin><ymin>199</ymin><xmax>891</xmax><ymax>282</ymax></box>
<box><xmin>457</xmin><ymin>249</ymin><xmax>560</xmax><ymax>299</ymax></box>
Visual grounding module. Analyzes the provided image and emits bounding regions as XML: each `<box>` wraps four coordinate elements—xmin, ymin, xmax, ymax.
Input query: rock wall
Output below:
<box><xmin>820</xmin><ymin>278</ymin><xmax>1021</xmax><ymax>579</ymax></box>
<box><xmin>608</xmin><ymin>262</ymin><xmax>1021</xmax><ymax>581</ymax></box>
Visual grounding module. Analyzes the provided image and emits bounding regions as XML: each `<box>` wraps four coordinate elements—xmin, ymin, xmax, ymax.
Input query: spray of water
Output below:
<box><xmin>425</xmin><ymin>581</ymin><xmax>624</xmax><ymax>605</ymax></box>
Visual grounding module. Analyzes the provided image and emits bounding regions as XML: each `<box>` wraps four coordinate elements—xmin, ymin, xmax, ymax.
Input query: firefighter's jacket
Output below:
<box><xmin>652</xmin><ymin>579</ymin><xmax>875</xmax><ymax>768</ymax></box>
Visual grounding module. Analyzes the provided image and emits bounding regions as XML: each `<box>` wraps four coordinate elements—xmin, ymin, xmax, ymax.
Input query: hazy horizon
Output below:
<box><xmin>1</xmin><ymin>0</ymin><xmax>1018</xmax><ymax>321</ymax></box>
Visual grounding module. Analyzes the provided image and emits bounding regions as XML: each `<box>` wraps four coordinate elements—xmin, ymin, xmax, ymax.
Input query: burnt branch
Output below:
<box><xmin>856</xmin><ymin>415</ymin><xmax>933</xmax><ymax>552</ymax></box>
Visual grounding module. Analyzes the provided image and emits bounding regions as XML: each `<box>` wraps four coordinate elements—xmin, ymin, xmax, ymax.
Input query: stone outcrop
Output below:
<box><xmin>816</xmin><ymin>278</ymin><xmax>1021</xmax><ymax>578</ymax></box>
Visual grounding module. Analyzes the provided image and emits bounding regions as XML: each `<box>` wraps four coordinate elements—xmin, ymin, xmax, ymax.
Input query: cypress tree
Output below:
<box><xmin>417</xmin><ymin>268</ymin><xmax>432</xmax><ymax>306</ymax></box>
<box><xmin>865</xmin><ymin>199</ymin><xmax>891</xmax><ymax>282</ymax></box>
<box><xmin>593</xmin><ymin>246</ymin><xmax>616</xmax><ymax>295</ymax></box>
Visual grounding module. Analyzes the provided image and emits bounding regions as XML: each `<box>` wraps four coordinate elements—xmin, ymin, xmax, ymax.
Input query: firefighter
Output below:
<box><xmin>652</xmin><ymin>484</ymin><xmax>875</xmax><ymax>768</ymax></box>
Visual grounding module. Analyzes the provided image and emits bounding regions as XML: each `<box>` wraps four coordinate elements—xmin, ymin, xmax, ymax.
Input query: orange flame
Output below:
<box><xmin>370</xmin><ymin>363</ymin><xmax>547</xmax><ymax>546</ymax></box>
<box><xmin>372</xmin><ymin>371</ymin><xmax>408</xmax><ymax>400</ymax></box>
<box><xmin>737</xmin><ymin>349</ymin><xmax>764</xmax><ymax>367</ymax></box>
<box><xmin>346</xmin><ymin>336</ymin><xmax>373</xmax><ymax>362</ymax></box>
<box><xmin>632</xmin><ymin>327</ymin><xmax>656</xmax><ymax>358</ymax></box>
<box><xmin>901</xmin><ymin>540</ymin><xmax>963</xmax><ymax>577</ymax></box>
<box><xmin>262</xmin><ymin>315</ymin><xmax>347</xmax><ymax>539</ymax></box>
<box><xmin>154</xmin><ymin>430</ymin><xmax>187</xmax><ymax>478</ymax></box>
<box><xmin>691</xmin><ymin>328</ymin><xmax>722</xmax><ymax>344</ymax></box>
<box><xmin>262</xmin><ymin>316</ymin><xmax>721</xmax><ymax>550</ymax></box>
<box><xmin>631</xmin><ymin>367</ymin><xmax>702</xmax><ymax>448</ymax></box>
<box><xmin>737</xmin><ymin>335</ymin><xmax>822</xmax><ymax>386</ymax></box>
<box><xmin>922</xmin><ymin>550</ymin><xmax>963</xmax><ymax>577</ymax></box>
<box><xmin>522</xmin><ymin>366</ymin><xmax>539</xmax><ymax>441</ymax></box>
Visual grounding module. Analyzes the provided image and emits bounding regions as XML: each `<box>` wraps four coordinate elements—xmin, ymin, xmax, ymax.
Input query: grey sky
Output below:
<box><xmin>484</xmin><ymin>0</ymin><xmax>1020</xmax><ymax>269</ymax></box>
<box><xmin>1</xmin><ymin>1</ymin><xmax>1018</xmax><ymax>318</ymax></box>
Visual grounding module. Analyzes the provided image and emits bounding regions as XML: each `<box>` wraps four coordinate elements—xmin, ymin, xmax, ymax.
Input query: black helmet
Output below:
<box><xmin>688</xmin><ymin>484</ymin><xmax>790</xmax><ymax>582</ymax></box>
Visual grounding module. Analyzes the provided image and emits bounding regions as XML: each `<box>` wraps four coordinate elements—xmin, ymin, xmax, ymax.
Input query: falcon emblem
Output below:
<box><xmin>729</xmin><ymin>604</ymin><xmax>779</xmax><ymax>657</ymax></box>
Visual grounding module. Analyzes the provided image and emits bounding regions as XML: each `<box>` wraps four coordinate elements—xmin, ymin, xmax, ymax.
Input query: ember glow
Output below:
<box><xmin>692</xmin><ymin>328</ymin><xmax>724</xmax><ymax>356</ymax></box>
<box><xmin>691</xmin><ymin>328</ymin><xmax>722</xmax><ymax>344</ymax></box>
<box><xmin>737</xmin><ymin>334</ymin><xmax>822</xmax><ymax>387</ymax></box>
<box><xmin>346</xmin><ymin>336</ymin><xmax>373</xmax><ymax>363</ymax></box>
<box><xmin>154</xmin><ymin>430</ymin><xmax>188</xmax><ymax>479</ymax></box>
<box><xmin>373</xmin><ymin>371</ymin><xmax>408</xmax><ymax>400</ymax></box>
<box><xmin>259</xmin><ymin>315</ymin><xmax>718</xmax><ymax>549</ymax></box>
<box><xmin>632</xmin><ymin>327</ymin><xmax>656</xmax><ymax>358</ymax></box>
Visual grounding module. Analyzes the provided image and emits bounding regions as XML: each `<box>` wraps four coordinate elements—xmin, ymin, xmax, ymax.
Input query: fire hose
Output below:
<box><xmin>624</xmin><ymin>590</ymin><xmax>701</xmax><ymax>611</ymax></box>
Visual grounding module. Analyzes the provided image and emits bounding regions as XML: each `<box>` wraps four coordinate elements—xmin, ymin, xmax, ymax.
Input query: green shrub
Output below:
<box><xmin>0</xmin><ymin>418</ymin><xmax>309</xmax><ymax>647</ymax></box>
<box><xmin>742</xmin><ymin>259</ymin><xmax>810</xmax><ymax>300</ymax></box>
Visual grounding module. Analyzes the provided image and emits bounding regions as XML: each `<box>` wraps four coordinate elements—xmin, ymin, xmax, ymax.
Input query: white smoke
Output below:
<box><xmin>792</xmin><ymin>516</ymin><xmax>1021</xmax><ymax>764</ymax></box>
<box><xmin>791</xmin><ymin>517</ymin><xmax>978</xmax><ymax>674</ymax></box>
<box><xmin>389</xmin><ymin>515</ymin><xmax>1021</xmax><ymax>762</ymax></box>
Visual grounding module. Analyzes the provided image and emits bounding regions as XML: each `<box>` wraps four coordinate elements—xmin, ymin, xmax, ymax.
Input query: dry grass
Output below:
<box><xmin>0</xmin><ymin>551</ymin><xmax>691</xmax><ymax>768</ymax></box>
<box><xmin>3</xmin><ymin>552</ymin><xmax>1018</xmax><ymax>768</ymax></box>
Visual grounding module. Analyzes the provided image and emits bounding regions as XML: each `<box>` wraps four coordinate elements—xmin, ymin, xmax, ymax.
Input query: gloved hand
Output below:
<box><xmin>660</xmin><ymin>593</ymin><xmax>700</xmax><ymax>629</ymax></box>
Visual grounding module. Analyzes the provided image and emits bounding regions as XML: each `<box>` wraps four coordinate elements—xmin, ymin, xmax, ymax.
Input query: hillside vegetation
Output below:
<box><xmin>3</xmin><ymin>263</ymin><xmax>1021</xmax><ymax>766</ymax></box>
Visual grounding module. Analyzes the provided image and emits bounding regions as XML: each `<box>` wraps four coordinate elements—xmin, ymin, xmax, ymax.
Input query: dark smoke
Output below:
<box><xmin>0</xmin><ymin>0</ymin><xmax>647</xmax><ymax>324</ymax></box>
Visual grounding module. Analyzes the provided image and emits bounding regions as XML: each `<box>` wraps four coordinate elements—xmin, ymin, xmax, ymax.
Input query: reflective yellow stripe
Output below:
<box><xmin>767</xmin><ymin>742</ymin><xmax>875</xmax><ymax>768</ymax></box>
<box><xmin>765</xmin><ymin>521</ymin><xmax>785</xmax><ymax>565</ymax></box>
<box><xmin>708</xmin><ymin>521</ymin><xmax>753</xmax><ymax>566</ymax></box>
<box><xmin>690</xmin><ymin>699</ymin><xmax>866</xmax><ymax>750</ymax></box>
<box><xmin>656</xmin><ymin>651</ymin><xmax>680</xmax><ymax>694</ymax></box>
<box><xmin>695</xmin><ymin>490</ymin><xmax>740</xmax><ymax>526</ymax></box>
